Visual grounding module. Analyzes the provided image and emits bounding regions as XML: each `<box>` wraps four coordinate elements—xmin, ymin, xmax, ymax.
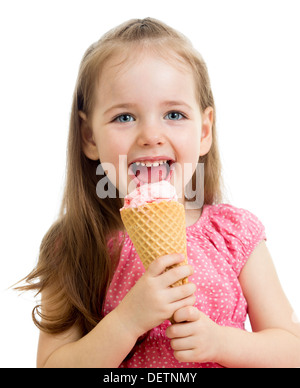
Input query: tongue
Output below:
<box><xmin>136</xmin><ymin>164</ymin><xmax>169</xmax><ymax>184</ymax></box>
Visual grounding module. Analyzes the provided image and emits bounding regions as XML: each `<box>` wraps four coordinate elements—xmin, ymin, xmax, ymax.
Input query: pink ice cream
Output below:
<box><xmin>122</xmin><ymin>181</ymin><xmax>178</xmax><ymax>209</ymax></box>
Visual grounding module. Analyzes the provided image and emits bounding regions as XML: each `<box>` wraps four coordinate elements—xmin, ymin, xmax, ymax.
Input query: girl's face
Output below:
<box><xmin>80</xmin><ymin>51</ymin><xmax>213</xmax><ymax>202</ymax></box>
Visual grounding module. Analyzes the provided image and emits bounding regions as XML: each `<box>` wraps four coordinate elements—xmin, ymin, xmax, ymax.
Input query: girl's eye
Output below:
<box><xmin>165</xmin><ymin>111</ymin><xmax>185</xmax><ymax>120</ymax></box>
<box><xmin>114</xmin><ymin>114</ymin><xmax>135</xmax><ymax>123</ymax></box>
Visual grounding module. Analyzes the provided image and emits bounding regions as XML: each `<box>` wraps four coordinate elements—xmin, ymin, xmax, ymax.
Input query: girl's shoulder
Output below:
<box><xmin>188</xmin><ymin>203</ymin><xmax>266</xmax><ymax>274</ymax></box>
<box><xmin>192</xmin><ymin>203</ymin><xmax>265</xmax><ymax>238</ymax></box>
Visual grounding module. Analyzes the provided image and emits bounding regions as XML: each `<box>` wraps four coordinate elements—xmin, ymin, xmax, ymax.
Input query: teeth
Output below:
<box><xmin>133</xmin><ymin>160</ymin><xmax>169</xmax><ymax>167</ymax></box>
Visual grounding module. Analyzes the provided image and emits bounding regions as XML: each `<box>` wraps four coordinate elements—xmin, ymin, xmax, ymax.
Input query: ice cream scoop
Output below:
<box><xmin>121</xmin><ymin>180</ymin><xmax>178</xmax><ymax>209</ymax></box>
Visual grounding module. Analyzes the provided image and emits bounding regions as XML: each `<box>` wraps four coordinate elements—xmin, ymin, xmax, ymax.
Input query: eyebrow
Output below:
<box><xmin>104</xmin><ymin>103</ymin><xmax>137</xmax><ymax>116</ymax></box>
<box><xmin>103</xmin><ymin>100</ymin><xmax>193</xmax><ymax>115</ymax></box>
<box><xmin>162</xmin><ymin>100</ymin><xmax>193</xmax><ymax>110</ymax></box>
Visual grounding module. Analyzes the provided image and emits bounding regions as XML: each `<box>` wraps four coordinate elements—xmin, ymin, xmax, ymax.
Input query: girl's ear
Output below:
<box><xmin>78</xmin><ymin>111</ymin><xmax>99</xmax><ymax>160</ymax></box>
<box><xmin>200</xmin><ymin>107</ymin><xmax>213</xmax><ymax>156</ymax></box>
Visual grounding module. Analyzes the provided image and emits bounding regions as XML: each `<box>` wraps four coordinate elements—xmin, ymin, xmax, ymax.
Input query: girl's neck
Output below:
<box><xmin>184</xmin><ymin>205</ymin><xmax>202</xmax><ymax>227</ymax></box>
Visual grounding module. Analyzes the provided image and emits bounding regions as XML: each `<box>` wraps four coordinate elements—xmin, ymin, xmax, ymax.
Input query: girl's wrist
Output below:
<box><xmin>213</xmin><ymin>325</ymin><xmax>252</xmax><ymax>367</ymax></box>
<box><xmin>113</xmin><ymin>304</ymin><xmax>145</xmax><ymax>341</ymax></box>
<box><xmin>213</xmin><ymin>324</ymin><xmax>229</xmax><ymax>365</ymax></box>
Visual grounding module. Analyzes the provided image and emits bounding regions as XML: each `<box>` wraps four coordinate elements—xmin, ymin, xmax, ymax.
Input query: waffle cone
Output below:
<box><xmin>120</xmin><ymin>200</ymin><xmax>188</xmax><ymax>287</ymax></box>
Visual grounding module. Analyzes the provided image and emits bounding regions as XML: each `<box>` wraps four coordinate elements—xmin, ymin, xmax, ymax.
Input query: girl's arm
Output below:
<box><xmin>37</xmin><ymin>308</ymin><xmax>137</xmax><ymax>368</ymax></box>
<box><xmin>218</xmin><ymin>241</ymin><xmax>300</xmax><ymax>367</ymax></box>
<box><xmin>167</xmin><ymin>241</ymin><xmax>300</xmax><ymax>367</ymax></box>
<box><xmin>37</xmin><ymin>254</ymin><xmax>195</xmax><ymax>368</ymax></box>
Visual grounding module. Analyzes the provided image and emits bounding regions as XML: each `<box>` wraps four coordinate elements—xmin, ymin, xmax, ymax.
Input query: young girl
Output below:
<box><xmin>20</xmin><ymin>18</ymin><xmax>300</xmax><ymax>368</ymax></box>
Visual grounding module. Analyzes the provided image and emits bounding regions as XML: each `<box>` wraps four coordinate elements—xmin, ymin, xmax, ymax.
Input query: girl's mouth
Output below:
<box><xmin>128</xmin><ymin>159</ymin><xmax>175</xmax><ymax>184</ymax></box>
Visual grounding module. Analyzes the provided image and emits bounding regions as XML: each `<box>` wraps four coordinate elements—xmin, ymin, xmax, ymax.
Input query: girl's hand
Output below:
<box><xmin>166</xmin><ymin>306</ymin><xmax>221</xmax><ymax>363</ymax></box>
<box><xmin>115</xmin><ymin>254</ymin><xmax>196</xmax><ymax>338</ymax></box>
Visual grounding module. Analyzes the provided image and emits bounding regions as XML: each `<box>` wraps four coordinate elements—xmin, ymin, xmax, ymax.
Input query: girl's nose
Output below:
<box><xmin>136</xmin><ymin>122</ymin><xmax>166</xmax><ymax>147</ymax></box>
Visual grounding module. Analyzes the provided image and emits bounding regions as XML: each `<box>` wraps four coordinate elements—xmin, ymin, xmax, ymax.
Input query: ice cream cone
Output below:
<box><xmin>120</xmin><ymin>200</ymin><xmax>188</xmax><ymax>287</ymax></box>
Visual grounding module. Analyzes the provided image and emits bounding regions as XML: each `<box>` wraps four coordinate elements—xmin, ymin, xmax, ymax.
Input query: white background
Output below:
<box><xmin>1</xmin><ymin>0</ymin><xmax>299</xmax><ymax>367</ymax></box>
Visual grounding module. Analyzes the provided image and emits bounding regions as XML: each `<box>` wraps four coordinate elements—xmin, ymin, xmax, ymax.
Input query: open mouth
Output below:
<box><xmin>129</xmin><ymin>159</ymin><xmax>174</xmax><ymax>184</ymax></box>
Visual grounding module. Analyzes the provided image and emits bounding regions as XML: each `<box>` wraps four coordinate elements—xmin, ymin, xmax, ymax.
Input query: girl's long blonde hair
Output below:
<box><xmin>17</xmin><ymin>18</ymin><xmax>222</xmax><ymax>335</ymax></box>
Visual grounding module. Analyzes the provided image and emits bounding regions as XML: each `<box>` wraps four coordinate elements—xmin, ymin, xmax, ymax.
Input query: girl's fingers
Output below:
<box><xmin>146</xmin><ymin>253</ymin><xmax>186</xmax><ymax>277</ymax></box>
<box><xmin>171</xmin><ymin>294</ymin><xmax>196</xmax><ymax>314</ymax></box>
<box><xmin>167</xmin><ymin>282</ymin><xmax>196</xmax><ymax>303</ymax></box>
<box><xmin>160</xmin><ymin>263</ymin><xmax>194</xmax><ymax>287</ymax></box>
<box><xmin>170</xmin><ymin>336</ymin><xmax>195</xmax><ymax>351</ymax></box>
<box><xmin>172</xmin><ymin>305</ymin><xmax>200</xmax><ymax>324</ymax></box>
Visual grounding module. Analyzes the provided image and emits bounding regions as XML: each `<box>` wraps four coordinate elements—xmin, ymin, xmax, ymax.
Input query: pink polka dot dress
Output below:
<box><xmin>104</xmin><ymin>204</ymin><xmax>266</xmax><ymax>368</ymax></box>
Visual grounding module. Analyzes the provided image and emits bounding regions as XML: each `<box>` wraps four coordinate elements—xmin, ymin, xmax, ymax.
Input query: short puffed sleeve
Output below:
<box><xmin>205</xmin><ymin>204</ymin><xmax>266</xmax><ymax>276</ymax></box>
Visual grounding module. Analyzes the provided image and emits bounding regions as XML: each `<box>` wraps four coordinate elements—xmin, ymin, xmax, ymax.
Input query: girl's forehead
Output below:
<box><xmin>91</xmin><ymin>42</ymin><xmax>200</xmax><ymax>113</ymax></box>
<box><xmin>99</xmin><ymin>43</ymin><xmax>194</xmax><ymax>81</ymax></box>
<box><xmin>96</xmin><ymin>50</ymin><xmax>197</xmax><ymax>107</ymax></box>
